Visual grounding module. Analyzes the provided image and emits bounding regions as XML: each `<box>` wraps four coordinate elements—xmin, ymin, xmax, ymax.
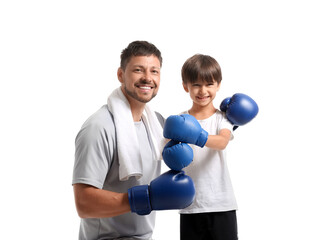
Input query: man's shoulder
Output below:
<box><xmin>81</xmin><ymin>105</ymin><xmax>115</xmax><ymax>134</ymax></box>
<box><xmin>154</xmin><ymin>111</ymin><xmax>165</xmax><ymax>127</ymax></box>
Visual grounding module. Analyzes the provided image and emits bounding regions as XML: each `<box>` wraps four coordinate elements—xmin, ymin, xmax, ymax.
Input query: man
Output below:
<box><xmin>72</xmin><ymin>41</ymin><xmax>194</xmax><ymax>240</ymax></box>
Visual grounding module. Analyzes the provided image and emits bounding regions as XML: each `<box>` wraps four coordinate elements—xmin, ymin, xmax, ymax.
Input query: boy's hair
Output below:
<box><xmin>181</xmin><ymin>54</ymin><xmax>222</xmax><ymax>85</ymax></box>
<box><xmin>120</xmin><ymin>41</ymin><xmax>162</xmax><ymax>70</ymax></box>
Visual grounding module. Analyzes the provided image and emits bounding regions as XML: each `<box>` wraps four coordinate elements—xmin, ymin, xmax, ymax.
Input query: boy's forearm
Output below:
<box><xmin>204</xmin><ymin>129</ymin><xmax>231</xmax><ymax>150</ymax></box>
<box><xmin>73</xmin><ymin>184</ymin><xmax>131</xmax><ymax>219</ymax></box>
<box><xmin>205</xmin><ymin>135</ymin><xmax>229</xmax><ymax>150</ymax></box>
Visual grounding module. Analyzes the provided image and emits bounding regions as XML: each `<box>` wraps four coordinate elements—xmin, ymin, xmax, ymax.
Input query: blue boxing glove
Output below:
<box><xmin>220</xmin><ymin>93</ymin><xmax>259</xmax><ymax>129</ymax></box>
<box><xmin>128</xmin><ymin>170</ymin><xmax>195</xmax><ymax>215</ymax></box>
<box><xmin>162</xmin><ymin>140</ymin><xmax>193</xmax><ymax>171</ymax></box>
<box><xmin>163</xmin><ymin>114</ymin><xmax>208</xmax><ymax>147</ymax></box>
<box><xmin>220</xmin><ymin>97</ymin><xmax>230</xmax><ymax>112</ymax></box>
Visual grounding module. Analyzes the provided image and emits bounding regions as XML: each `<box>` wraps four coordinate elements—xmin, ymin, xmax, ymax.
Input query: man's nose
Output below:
<box><xmin>142</xmin><ymin>71</ymin><xmax>152</xmax><ymax>82</ymax></box>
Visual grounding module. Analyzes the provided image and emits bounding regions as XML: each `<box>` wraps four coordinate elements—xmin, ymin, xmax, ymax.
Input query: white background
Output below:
<box><xmin>1</xmin><ymin>0</ymin><xmax>321</xmax><ymax>239</ymax></box>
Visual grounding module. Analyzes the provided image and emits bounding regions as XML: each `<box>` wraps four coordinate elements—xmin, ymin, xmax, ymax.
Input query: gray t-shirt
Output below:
<box><xmin>72</xmin><ymin>105</ymin><xmax>164</xmax><ymax>240</ymax></box>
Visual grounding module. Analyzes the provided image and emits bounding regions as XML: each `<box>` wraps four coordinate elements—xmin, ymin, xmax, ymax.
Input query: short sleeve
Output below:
<box><xmin>72</xmin><ymin>108</ymin><xmax>115</xmax><ymax>189</ymax></box>
<box><xmin>218</xmin><ymin>112</ymin><xmax>234</xmax><ymax>141</ymax></box>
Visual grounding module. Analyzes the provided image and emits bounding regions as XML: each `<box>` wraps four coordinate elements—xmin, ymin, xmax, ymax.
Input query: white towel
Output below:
<box><xmin>107</xmin><ymin>87</ymin><xmax>165</xmax><ymax>181</ymax></box>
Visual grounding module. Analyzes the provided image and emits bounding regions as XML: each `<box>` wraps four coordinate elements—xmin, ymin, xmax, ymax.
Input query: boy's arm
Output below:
<box><xmin>205</xmin><ymin>129</ymin><xmax>231</xmax><ymax>150</ymax></box>
<box><xmin>73</xmin><ymin>183</ymin><xmax>131</xmax><ymax>219</ymax></box>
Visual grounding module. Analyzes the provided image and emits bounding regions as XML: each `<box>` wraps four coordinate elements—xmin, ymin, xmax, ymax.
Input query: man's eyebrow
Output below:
<box><xmin>132</xmin><ymin>65</ymin><xmax>160</xmax><ymax>69</ymax></box>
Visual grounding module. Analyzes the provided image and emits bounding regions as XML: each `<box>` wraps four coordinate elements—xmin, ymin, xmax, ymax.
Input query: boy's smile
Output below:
<box><xmin>183</xmin><ymin>80</ymin><xmax>221</xmax><ymax>108</ymax></box>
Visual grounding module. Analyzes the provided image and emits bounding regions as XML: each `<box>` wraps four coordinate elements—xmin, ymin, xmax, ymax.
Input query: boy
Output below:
<box><xmin>179</xmin><ymin>54</ymin><xmax>238</xmax><ymax>240</ymax></box>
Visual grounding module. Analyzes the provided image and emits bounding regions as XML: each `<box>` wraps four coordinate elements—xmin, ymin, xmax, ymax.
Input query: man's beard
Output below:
<box><xmin>124</xmin><ymin>84</ymin><xmax>157</xmax><ymax>103</ymax></box>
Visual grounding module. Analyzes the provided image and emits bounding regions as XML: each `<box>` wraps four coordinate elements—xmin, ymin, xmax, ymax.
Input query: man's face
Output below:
<box><xmin>118</xmin><ymin>55</ymin><xmax>161</xmax><ymax>104</ymax></box>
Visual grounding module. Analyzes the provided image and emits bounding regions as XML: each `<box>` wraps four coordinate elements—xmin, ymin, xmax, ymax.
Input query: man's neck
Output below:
<box><xmin>130</xmin><ymin>104</ymin><xmax>145</xmax><ymax>122</ymax></box>
<box><xmin>120</xmin><ymin>87</ymin><xmax>146</xmax><ymax>122</ymax></box>
<box><xmin>126</xmin><ymin>97</ymin><xmax>146</xmax><ymax>122</ymax></box>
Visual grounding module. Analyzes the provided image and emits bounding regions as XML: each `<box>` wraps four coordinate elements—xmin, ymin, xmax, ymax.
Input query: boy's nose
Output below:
<box><xmin>199</xmin><ymin>86</ymin><xmax>206</xmax><ymax>94</ymax></box>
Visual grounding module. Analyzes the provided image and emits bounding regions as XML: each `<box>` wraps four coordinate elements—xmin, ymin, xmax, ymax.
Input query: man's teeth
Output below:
<box><xmin>139</xmin><ymin>86</ymin><xmax>152</xmax><ymax>89</ymax></box>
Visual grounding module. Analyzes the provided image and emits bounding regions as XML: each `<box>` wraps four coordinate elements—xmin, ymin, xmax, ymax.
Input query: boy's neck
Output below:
<box><xmin>189</xmin><ymin>104</ymin><xmax>216</xmax><ymax>120</ymax></box>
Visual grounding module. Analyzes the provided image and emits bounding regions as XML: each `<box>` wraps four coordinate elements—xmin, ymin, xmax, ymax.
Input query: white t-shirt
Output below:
<box><xmin>180</xmin><ymin>110</ymin><xmax>238</xmax><ymax>214</ymax></box>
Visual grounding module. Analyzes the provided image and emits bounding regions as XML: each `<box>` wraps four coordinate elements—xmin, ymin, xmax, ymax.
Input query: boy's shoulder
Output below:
<box><xmin>215</xmin><ymin>109</ymin><xmax>227</xmax><ymax>119</ymax></box>
<box><xmin>179</xmin><ymin>109</ymin><xmax>227</xmax><ymax>121</ymax></box>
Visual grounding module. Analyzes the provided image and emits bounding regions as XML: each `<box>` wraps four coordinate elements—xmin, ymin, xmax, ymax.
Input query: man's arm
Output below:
<box><xmin>73</xmin><ymin>183</ymin><xmax>131</xmax><ymax>219</ymax></box>
<box><xmin>204</xmin><ymin>129</ymin><xmax>231</xmax><ymax>150</ymax></box>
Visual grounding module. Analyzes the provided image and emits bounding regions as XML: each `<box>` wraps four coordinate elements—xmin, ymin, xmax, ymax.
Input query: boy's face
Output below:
<box><xmin>117</xmin><ymin>55</ymin><xmax>161</xmax><ymax>104</ymax></box>
<box><xmin>183</xmin><ymin>79</ymin><xmax>221</xmax><ymax>107</ymax></box>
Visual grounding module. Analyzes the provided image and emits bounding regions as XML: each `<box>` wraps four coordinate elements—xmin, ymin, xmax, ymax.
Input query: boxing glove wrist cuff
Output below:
<box><xmin>128</xmin><ymin>185</ymin><xmax>152</xmax><ymax>215</ymax></box>
<box><xmin>195</xmin><ymin>129</ymin><xmax>208</xmax><ymax>148</ymax></box>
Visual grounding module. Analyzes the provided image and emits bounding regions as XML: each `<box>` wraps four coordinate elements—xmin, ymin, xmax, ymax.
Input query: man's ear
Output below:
<box><xmin>182</xmin><ymin>82</ymin><xmax>189</xmax><ymax>92</ymax></box>
<box><xmin>117</xmin><ymin>67</ymin><xmax>124</xmax><ymax>83</ymax></box>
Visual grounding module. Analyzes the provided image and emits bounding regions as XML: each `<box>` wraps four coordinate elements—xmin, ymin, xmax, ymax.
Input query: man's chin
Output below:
<box><xmin>125</xmin><ymin>89</ymin><xmax>157</xmax><ymax>103</ymax></box>
<box><xmin>136</xmin><ymin>94</ymin><xmax>157</xmax><ymax>103</ymax></box>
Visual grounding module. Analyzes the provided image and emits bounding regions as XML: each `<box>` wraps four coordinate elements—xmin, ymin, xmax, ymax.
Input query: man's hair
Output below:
<box><xmin>120</xmin><ymin>41</ymin><xmax>162</xmax><ymax>70</ymax></box>
<box><xmin>181</xmin><ymin>54</ymin><xmax>222</xmax><ymax>85</ymax></box>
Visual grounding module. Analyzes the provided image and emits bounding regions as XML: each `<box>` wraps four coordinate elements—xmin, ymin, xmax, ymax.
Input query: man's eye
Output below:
<box><xmin>134</xmin><ymin>68</ymin><xmax>142</xmax><ymax>72</ymax></box>
<box><xmin>152</xmin><ymin>70</ymin><xmax>159</xmax><ymax>74</ymax></box>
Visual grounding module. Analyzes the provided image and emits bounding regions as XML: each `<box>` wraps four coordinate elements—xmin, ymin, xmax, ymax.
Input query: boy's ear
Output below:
<box><xmin>182</xmin><ymin>82</ymin><xmax>189</xmax><ymax>92</ymax></box>
<box><xmin>217</xmin><ymin>82</ymin><xmax>221</xmax><ymax>91</ymax></box>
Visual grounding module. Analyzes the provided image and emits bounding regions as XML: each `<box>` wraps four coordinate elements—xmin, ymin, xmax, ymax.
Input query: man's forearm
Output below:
<box><xmin>73</xmin><ymin>184</ymin><xmax>131</xmax><ymax>218</ymax></box>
